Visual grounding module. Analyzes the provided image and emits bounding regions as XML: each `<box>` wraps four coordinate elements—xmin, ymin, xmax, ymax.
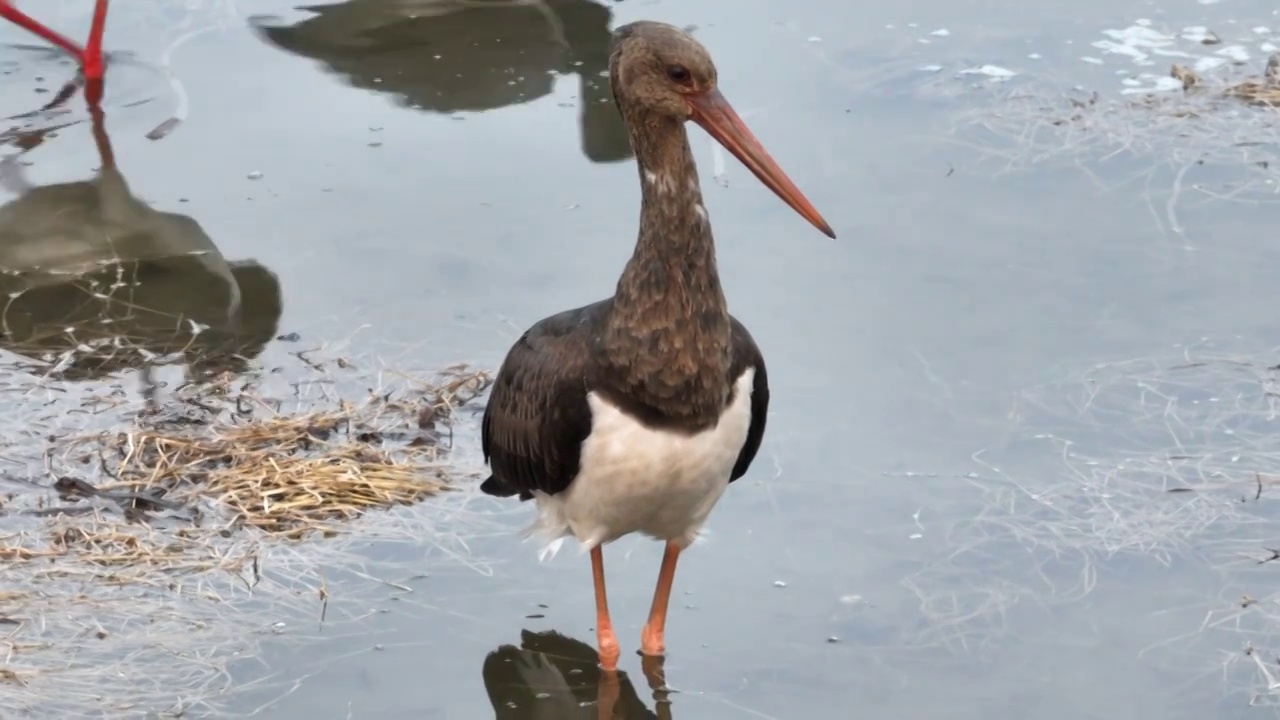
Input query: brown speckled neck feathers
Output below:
<box><xmin>594</xmin><ymin>99</ymin><xmax>733</xmax><ymax>432</ymax></box>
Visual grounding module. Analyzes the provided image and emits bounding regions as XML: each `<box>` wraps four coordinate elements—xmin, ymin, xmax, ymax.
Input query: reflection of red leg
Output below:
<box><xmin>595</xmin><ymin>668</ymin><xmax>620</xmax><ymax>720</ymax></box>
<box><xmin>83</xmin><ymin>0</ymin><xmax>109</xmax><ymax>80</ymax></box>
<box><xmin>88</xmin><ymin>99</ymin><xmax>113</xmax><ymax>169</ymax></box>
<box><xmin>84</xmin><ymin>77</ymin><xmax>104</xmax><ymax>107</ymax></box>
<box><xmin>640</xmin><ymin>542</ymin><xmax>681</xmax><ymax>656</ymax></box>
<box><xmin>591</xmin><ymin>546</ymin><xmax>621</xmax><ymax>672</ymax></box>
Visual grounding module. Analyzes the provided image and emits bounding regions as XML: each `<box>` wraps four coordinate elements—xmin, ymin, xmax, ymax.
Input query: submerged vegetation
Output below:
<box><xmin>0</xmin><ymin>340</ymin><xmax>492</xmax><ymax>716</ymax></box>
<box><xmin>962</xmin><ymin>57</ymin><xmax>1277</xmax><ymax>158</ymax></box>
<box><xmin>901</xmin><ymin>344</ymin><xmax>1280</xmax><ymax>706</ymax></box>
<box><xmin>954</xmin><ymin>52</ymin><xmax>1280</xmax><ymax>203</ymax></box>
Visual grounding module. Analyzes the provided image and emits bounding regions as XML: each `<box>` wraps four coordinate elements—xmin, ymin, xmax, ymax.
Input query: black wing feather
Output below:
<box><xmin>480</xmin><ymin>301</ymin><xmax>609</xmax><ymax>500</ymax></box>
<box><xmin>482</xmin><ymin>303</ymin><xmax>768</xmax><ymax>496</ymax></box>
<box><xmin>728</xmin><ymin>315</ymin><xmax>769</xmax><ymax>483</ymax></box>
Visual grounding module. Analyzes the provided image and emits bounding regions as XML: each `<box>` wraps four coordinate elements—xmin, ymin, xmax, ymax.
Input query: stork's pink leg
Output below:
<box><xmin>591</xmin><ymin>546</ymin><xmax>622</xmax><ymax>672</ymax></box>
<box><xmin>0</xmin><ymin>0</ymin><xmax>109</xmax><ymax>79</ymax></box>
<box><xmin>640</xmin><ymin>542</ymin><xmax>681</xmax><ymax>657</ymax></box>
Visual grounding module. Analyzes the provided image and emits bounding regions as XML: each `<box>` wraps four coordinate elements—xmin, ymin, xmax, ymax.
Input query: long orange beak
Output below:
<box><xmin>688</xmin><ymin>88</ymin><xmax>836</xmax><ymax>239</ymax></box>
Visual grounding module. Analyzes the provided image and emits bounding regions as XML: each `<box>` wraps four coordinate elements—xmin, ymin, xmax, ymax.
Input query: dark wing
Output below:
<box><xmin>480</xmin><ymin>301</ymin><xmax>608</xmax><ymax>500</ymax></box>
<box><xmin>727</xmin><ymin>315</ymin><xmax>770</xmax><ymax>483</ymax></box>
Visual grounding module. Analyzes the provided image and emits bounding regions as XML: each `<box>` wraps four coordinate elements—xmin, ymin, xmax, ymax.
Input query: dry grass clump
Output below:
<box><xmin>49</xmin><ymin>365</ymin><xmax>492</xmax><ymax>540</ymax></box>
<box><xmin>0</xmin><ymin>346</ymin><xmax>495</xmax><ymax>716</ymax></box>
<box><xmin>127</xmin><ymin>418</ymin><xmax>448</xmax><ymax>537</ymax></box>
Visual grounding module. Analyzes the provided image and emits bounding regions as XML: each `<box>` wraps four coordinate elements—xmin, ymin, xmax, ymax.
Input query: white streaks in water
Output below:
<box><xmin>1194</xmin><ymin>56</ymin><xmax>1229</xmax><ymax>72</ymax></box>
<box><xmin>1119</xmin><ymin>75</ymin><xmax>1183</xmax><ymax>94</ymax></box>
<box><xmin>1215</xmin><ymin>44</ymin><xmax>1252</xmax><ymax>63</ymax></box>
<box><xmin>706</xmin><ymin>105</ymin><xmax>767</xmax><ymax>188</ymax></box>
<box><xmin>1092</xmin><ymin>25</ymin><xmax>1185</xmax><ymax>65</ymax></box>
<box><xmin>1180</xmin><ymin>26</ymin><xmax>1218</xmax><ymax>43</ymax></box>
<box><xmin>1077</xmin><ymin>17</ymin><xmax>1274</xmax><ymax>95</ymax></box>
<box><xmin>959</xmin><ymin>64</ymin><xmax>1017</xmax><ymax>80</ymax></box>
<box><xmin>869</xmin><ymin>9</ymin><xmax>1278</xmax><ymax>98</ymax></box>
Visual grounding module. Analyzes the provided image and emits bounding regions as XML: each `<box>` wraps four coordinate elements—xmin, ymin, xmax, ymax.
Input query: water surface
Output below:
<box><xmin>4</xmin><ymin>0</ymin><xmax>1280</xmax><ymax>717</ymax></box>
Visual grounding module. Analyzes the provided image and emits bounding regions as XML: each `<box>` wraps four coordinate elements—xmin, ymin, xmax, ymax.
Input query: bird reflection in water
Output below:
<box><xmin>252</xmin><ymin>0</ymin><xmax>632</xmax><ymax>163</ymax></box>
<box><xmin>0</xmin><ymin>89</ymin><xmax>282</xmax><ymax>396</ymax></box>
<box><xmin>484</xmin><ymin>629</ymin><xmax>673</xmax><ymax>720</ymax></box>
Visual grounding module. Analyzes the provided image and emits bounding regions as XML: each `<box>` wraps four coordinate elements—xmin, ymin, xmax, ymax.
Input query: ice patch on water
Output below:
<box><xmin>1215</xmin><ymin>44</ymin><xmax>1252</xmax><ymax>63</ymax></box>
<box><xmin>1087</xmin><ymin>29</ymin><xmax>1202</xmax><ymax>67</ymax></box>
<box><xmin>1070</xmin><ymin>18</ymin><xmax>1275</xmax><ymax>93</ymax></box>
<box><xmin>1093</xmin><ymin>25</ymin><xmax>1180</xmax><ymax>65</ymax></box>
<box><xmin>959</xmin><ymin>64</ymin><xmax>1018</xmax><ymax>80</ymax></box>
<box><xmin>1119</xmin><ymin>74</ymin><xmax>1184</xmax><ymax>94</ymax></box>
<box><xmin>1181</xmin><ymin>26</ymin><xmax>1218</xmax><ymax>43</ymax></box>
<box><xmin>830</xmin><ymin>8</ymin><xmax>1278</xmax><ymax>102</ymax></box>
<box><xmin>1195</xmin><ymin>56</ymin><xmax>1230</xmax><ymax>72</ymax></box>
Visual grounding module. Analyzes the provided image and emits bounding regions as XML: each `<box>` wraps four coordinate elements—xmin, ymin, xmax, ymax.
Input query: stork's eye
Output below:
<box><xmin>666</xmin><ymin>65</ymin><xmax>692</xmax><ymax>84</ymax></box>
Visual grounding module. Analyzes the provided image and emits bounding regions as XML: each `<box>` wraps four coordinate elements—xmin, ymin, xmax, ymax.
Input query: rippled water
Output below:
<box><xmin>4</xmin><ymin>0</ymin><xmax>1280</xmax><ymax>717</ymax></box>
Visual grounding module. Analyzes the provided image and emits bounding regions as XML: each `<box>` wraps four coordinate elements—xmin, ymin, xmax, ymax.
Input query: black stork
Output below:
<box><xmin>1</xmin><ymin>0</ymin><xmax>109</xmax><ymax>81</ymax></box>
<box><xmin>480</xmin><ymin>20</ymin><xmax>835</xmax><ymax>671</ymax></box>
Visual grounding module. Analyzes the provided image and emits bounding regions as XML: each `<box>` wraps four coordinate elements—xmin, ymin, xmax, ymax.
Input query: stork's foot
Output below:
<box><xmin>597</xmin><ymin>630</ymin><xmax>621</xmax><ymax>672</ymax></box>
<box><xmin>591</xmin><ymin>545</ymin><xmax>621</xmax><ymax>672</ymax></box>
<box><xmin>639</xmin><ymin>624</ymin><xmax>666</xmax><ymax>658</ymax></box>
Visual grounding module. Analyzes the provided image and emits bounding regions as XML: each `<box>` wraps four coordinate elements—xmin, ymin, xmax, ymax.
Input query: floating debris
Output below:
<box><xmin>1172</xmin><ymin>53</ymin><xmax>1280</xmax><ymax>106</ymax></box>
<box><xmin>1172</xmin><ymin>63</ymin><xmax>1200</xmax><ymax>89</ymax></box>
<box><xmin>1181</xmin><ymin>26</ymin><xmax>1222</xmax><ymax>45</ymax></box>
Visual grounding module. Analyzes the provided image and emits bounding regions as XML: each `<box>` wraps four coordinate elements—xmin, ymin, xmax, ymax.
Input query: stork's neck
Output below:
<box><xmin>597</xmin><ymin>112</ymin><xmax>734</xmax><ymax>427</ymax></box>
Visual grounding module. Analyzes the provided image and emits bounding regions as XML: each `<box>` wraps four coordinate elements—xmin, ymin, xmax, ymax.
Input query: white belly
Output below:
<box><xmin>525</xmin><ymin>368</ymin><xmax>756</xmax><ymax>558</ymax></box>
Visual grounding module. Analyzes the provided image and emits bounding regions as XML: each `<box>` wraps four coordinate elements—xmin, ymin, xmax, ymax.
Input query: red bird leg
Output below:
<box><xmin>591</xmin><ymin>546</ymin><xmax>622</xmax><ymax>672</ymax></box>
<box><xmin>0</xmin><ymin>0</ymin><xmax>109</xmax><ymax>79</ymax></box>
<box><xmin>82</xmin><ymin>0</ymin><xmax>108</xmax><ymax>80</ymax></box>
<box><xmin>640</xmin><ymin>542</ymin><xmax>681</xmax><ymax>656</ymax></box>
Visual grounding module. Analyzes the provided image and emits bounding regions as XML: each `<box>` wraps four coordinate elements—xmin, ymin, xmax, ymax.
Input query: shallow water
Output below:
<box><xmin>4</xmin><ymin>0</ymin><xmax>1280</xmax><ymax>717</ymax></box>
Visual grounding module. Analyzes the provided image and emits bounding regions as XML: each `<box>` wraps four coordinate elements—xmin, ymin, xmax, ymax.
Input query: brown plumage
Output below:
<box><xmin>479</xmin><ymin>20</ymin><xmax>834</xmax><ymax>674</ymax></box>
